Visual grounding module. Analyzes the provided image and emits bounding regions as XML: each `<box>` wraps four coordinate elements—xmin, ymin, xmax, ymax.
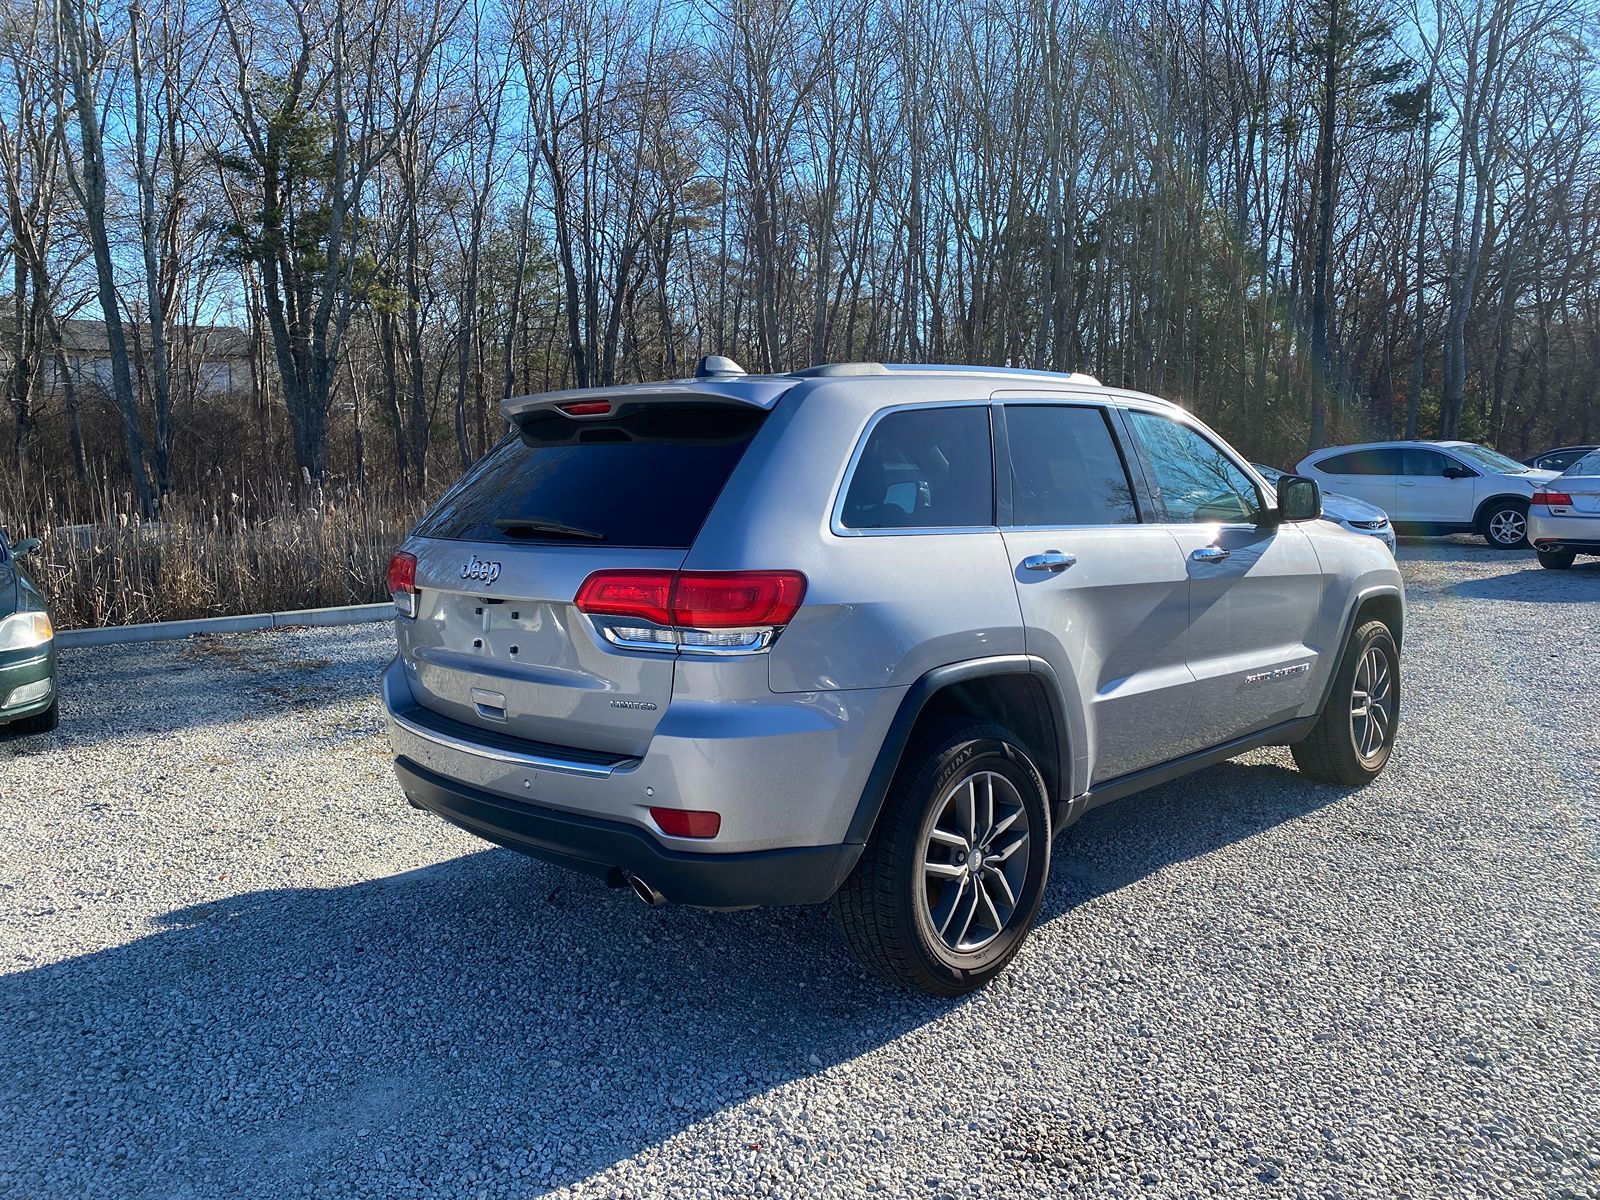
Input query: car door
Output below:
<box><xmin>1398</xmin><ymin>447</ymin><xmax>1478</xmax><ymax>523</ymax></box>
<box><xmin>1307</xmin><ymin>448</ymin><xmax>1402</xmax><ymax>515</ymax></box>
<box><xmin>996</xmin><ymin>400</ymin><xmax>1194</xmax><ymax>786</ymax></box>
<box><xmin>1125</xmin><ymin>409</ymin><xmax>1325</xmax><ymax>753</ymax></box>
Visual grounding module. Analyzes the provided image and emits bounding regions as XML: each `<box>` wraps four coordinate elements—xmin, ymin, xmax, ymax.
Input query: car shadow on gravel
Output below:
<box><xmin>1451</xmin><ymin>561</ymin><xmax>1600</xmax><ymax>601</ymax></box>
<box><xmin>0</xmin><ymin>754</ymin><xmax>1356</xmax><ymax>1198</ymax></box>
<box><xmin>1392</xmin><ymin>535</ymin><xmax>1516</xmax><ymax>564</ymax></box>
<box><xmin>1037</xmin><ymin>757</ymin><xmax>1354</xmax><ymax>923</ymax></box>
<box><xmin>1</xmin><ymin>848</ymin><xmax>951</xmax><ymax>1197</ymax></box>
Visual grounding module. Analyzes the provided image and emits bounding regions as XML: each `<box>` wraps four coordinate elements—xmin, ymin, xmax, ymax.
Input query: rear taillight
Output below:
<box><xmin>1532</xmin><ymin>491</ymin><xmax>1572</xmax><ymax>506</ymax></box>
<box><xmin>574</xmin><ymin>569</ymin><xmax>807</xmax><ymax>653</ymax></box>
<box><xmin>669</xmin><ymin>571</ymin><xmax>807</xmax><ymax>627</ymax></box>
<box><xmin>386</xmin><ymin>550</ymin><xmax>418</xmax><ymax>618</ymax></box>
<box><xmin>574</xmin><ymin>570</ymin><xmax>674</xmax><ymax>624</ymax></box>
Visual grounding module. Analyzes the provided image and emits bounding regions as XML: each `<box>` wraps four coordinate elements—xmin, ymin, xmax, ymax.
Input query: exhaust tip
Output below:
<box><xmin>624</xmin><ymin>872</ymin><xmax>667</xmax><ymax>907</ymax></box>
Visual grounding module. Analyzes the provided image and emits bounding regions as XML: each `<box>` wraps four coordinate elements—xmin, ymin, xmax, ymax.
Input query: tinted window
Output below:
<box><xmin>841</xmin><ymin>406</ymin><xmax>993</xmax><ymax>529</ymax></box>
<box><xmin>1316</xmin><ymin>449</ymin><xmax>1404</xmax><ymax>474</ymax></box>
<box><xmin>1539</xmin><ymin>449</ymin><xmax>1594</xmax><ymax>472</ymax></box>
<box><xmin>1006</xmin><ymin>406</ymin><xmax>1139</xmax><ymax>526</ymax></box>
<box><xmin>416</xmin><ymin>404</ymin><xmax>765</xmax><ymax>547</ymax></box>
<box><xmin>1127</xmin><ymin>411</ymin><xmax>1263</xmax><ymax>523</ymax></box>
<box><xmin>1402</xmin><ymin>448</ymin><xmax>1459</xmax><ymax>476</ymax></box>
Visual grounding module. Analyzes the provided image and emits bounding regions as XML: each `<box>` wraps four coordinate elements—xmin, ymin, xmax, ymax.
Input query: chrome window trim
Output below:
<box><xmin>829</xmin><ymin>401</ymin><xmax>997</xmax><ymax>537</ymax></box>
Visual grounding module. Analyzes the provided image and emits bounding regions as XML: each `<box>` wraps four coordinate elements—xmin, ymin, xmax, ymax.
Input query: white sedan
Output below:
<box><xmin>1528</xmin><ymin>449</ymin><xmax>1600</xmax><ymax>569</ymax></box>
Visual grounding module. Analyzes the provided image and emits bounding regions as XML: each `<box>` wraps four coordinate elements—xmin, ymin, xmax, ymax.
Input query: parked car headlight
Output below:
<box><xmin>0</xmin><ymin>611</ymin><xmax>53</xmax><ymax>652</ymax></box>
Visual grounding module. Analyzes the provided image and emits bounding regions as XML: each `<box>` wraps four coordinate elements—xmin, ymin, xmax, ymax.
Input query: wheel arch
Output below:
<box><xmin>1472</xmin><ymin>492</ymin><xmax>1529</xmax><ymax>532</ymax></box>
<box><xmin>1311</xmin><ymin>584</ymin><xmax>1404</xmax><ymax>717</ymax></box>
<box><xmin>845</xmin><ymin>656</ymin><xmax>1075</xmax><ymax>846</ymax></box>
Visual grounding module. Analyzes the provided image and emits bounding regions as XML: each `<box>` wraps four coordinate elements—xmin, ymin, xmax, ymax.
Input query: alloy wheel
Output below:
<box><xmin>1349</xmin><ymin>645</ymin><xmax>1393</xmax><ymax>761</ymax></box>
<box><xmin>1488</xmin><ymin>510</ymin><xmax>1526</xmax><ymax>546</ymax></box>
<box><xmin>919</xmin><ymin>770</ymin><xmax>1031</xmax><ymax>953</ymax></box>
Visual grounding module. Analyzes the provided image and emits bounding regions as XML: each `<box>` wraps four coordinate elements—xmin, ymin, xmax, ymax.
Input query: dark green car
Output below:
<box><xmin>0</xmin><ymin>531</ymin><xmax>58</xmax><ymax>734</ymax></box>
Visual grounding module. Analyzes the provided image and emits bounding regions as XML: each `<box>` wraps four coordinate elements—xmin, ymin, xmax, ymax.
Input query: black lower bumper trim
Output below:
<box><xmin>394</xmin><ymin>757</ymin><xmax>861</xmax><ymax>908</ymax></box>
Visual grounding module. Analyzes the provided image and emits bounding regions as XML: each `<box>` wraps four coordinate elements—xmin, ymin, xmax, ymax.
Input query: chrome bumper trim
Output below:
<box><xmin>388</xmin><ymin>708</ymin><xmax>638</xmax><ymax>779</ymax></box>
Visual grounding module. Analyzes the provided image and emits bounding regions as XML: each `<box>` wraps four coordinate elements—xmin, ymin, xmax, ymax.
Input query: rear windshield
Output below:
<box><xmin>415</xmin><ymin>404</ymin><xmax>766</xmax><ymax>548</ymax></box>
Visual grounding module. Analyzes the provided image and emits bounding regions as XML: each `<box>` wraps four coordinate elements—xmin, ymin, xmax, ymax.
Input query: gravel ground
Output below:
<box><xmin>2</xmin><ymin>538</ymin><xmax>1597</xmax><ymax>1199</ymax></box>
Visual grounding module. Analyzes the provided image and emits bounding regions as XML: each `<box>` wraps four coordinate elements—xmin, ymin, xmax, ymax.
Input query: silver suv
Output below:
<box><xmin>383</xmin><ymin>361</ymin><xmax>1405</xmax><ymax>995</ymax></box>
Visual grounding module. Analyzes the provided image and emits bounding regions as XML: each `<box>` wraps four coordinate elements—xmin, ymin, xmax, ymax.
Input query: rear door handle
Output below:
<box><xmin>1190</xmin><ymin>547</ymin><xmax>1231</xmax><ymax>563</ymax></box>
<box><xmin>1021</xmin><ymin>551</ymin><xmax>1077</xmax><ymax>572</ymax></box>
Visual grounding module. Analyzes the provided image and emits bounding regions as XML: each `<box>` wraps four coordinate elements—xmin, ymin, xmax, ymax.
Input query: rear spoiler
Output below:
<box><xmin>501</xmin><ymin>378</ymin><xmax>795</xmax><ymax>422</ymax></box>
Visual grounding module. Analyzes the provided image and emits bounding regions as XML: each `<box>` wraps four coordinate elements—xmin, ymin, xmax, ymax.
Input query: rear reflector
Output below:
<box><xmin>575</xmin><ymin>569</ymin><xmax>806</xmax><ymax>630</ymax></box>
<box><xmin>386</xmin><ymin>550</ymin><xmax>418</xmax><ymax>618</ymax></box>
<box><xmin>1532</xmin><ymin>491</ymin><xmax>1573</xmax><ymax>506</ymax></box>
<box><xmin>650</xmin><ymin>807</ymin><xmax>721</xmax><ymax>838</ymax></box>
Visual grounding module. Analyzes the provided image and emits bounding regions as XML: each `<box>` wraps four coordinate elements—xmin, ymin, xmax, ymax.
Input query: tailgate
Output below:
<box><xmin>403</xmin><ymin>542</ymin><xmax>682</xmax><ymax>757</ymax></box>
<box><xmin>394</xmin><ymin>393</ymin><xmax>775</xmax><ymax>757</ymax></box>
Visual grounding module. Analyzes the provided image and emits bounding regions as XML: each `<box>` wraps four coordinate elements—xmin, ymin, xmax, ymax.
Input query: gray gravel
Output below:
<box><xmin>2</xmin><ymin>538</ymin><xmax>1598</xmax><ymax>1199</ymax></box>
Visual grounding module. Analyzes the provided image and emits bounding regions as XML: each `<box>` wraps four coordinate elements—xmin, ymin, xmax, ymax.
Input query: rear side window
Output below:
<box><xmin>1005</xmin><ymin>405</ymin><xmax>1139</xmax><ymax>526</ymax></box>
<box><xmin>840</xmin><ymin>406</ymin><xmax>993</xmax><ymax>529</ymax></box>
<box><xmin>416</xmin><ymin>404</ymin><xmax>765</xmax><ymax>547</ymax></box>
<box><xmin>1316</xmin><ymin>449</ymin><xmax>1402</xmax><ymax>474</ymax></box>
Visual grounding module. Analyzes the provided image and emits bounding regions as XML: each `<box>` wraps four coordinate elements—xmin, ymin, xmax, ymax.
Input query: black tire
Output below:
<box><xmin>1537</xmin><ymin>549</ymin><xmax>1576</xmax><ymax>570</ymax></box>
<box><xmin>1480</xmin><ymin>500</ymin><xmax>1529</xmax><ymax>549</ymax></box>
<box><xmin>1291</xmin><ymin>619</ymin><xmax>1399</xmax><ymax>786</ymax></box>
<box><xmin>834</xmin><ymin>719</ymin><xmax>1052</xmax><ymax>996</ymax></box>
<box><xmin>8</xmin><ymin>697</ymin><xmax>59</xmax><ymax>736</ymax></box>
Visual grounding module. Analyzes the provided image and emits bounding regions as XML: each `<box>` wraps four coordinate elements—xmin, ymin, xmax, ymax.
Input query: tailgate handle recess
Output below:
<box><xmin>470</xmin><ymin>688</ymin><xmax>508</xmax><ymax>723</ymax></box>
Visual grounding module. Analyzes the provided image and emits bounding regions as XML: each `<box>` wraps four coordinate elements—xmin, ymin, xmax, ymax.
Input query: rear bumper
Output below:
<box><xmin>395</xmin><ymin>756</ymin><xmax>860</xmax><ymax>907</ymax></box>
<box><xmin>1527</xmin><ymin>510</ymin><xmax>1600</xmax><ymax>551</ymax></box>
<box><xmin>382</xmin><ymin>656</ymin><xmax>903</xmax><ymax>853</ymax></box>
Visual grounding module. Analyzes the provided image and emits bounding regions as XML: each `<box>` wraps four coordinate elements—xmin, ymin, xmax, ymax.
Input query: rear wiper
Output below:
<box><xmin>493</xmin><ymin>517</ymin><xmax>606</xmax><ymax>541</ymax></box>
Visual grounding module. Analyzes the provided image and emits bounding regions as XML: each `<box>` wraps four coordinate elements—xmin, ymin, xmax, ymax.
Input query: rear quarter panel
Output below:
<box><xmin>685</xmin><ymin>376</ymin><xmax>1027</xmax><ymax>694</ymax></box>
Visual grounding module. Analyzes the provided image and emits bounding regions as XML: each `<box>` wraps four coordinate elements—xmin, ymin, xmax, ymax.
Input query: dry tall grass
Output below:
<box><xmin>2</xmin><ymin>471</ymin><xmax>423</xmax><ymax>629</ymax></box>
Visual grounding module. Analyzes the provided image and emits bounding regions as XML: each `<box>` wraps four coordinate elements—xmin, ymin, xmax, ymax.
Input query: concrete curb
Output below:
<box><xmin>57</xmin><ymin>603</ymin><xmax>394</xmax><ymax>649</ymax></box>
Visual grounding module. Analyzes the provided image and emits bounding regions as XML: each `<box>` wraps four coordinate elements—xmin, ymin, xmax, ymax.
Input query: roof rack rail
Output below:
<box><xmin>791</xmin><ymin>362</ymin><xmax>889</xmax><ymax>378</ymax></box>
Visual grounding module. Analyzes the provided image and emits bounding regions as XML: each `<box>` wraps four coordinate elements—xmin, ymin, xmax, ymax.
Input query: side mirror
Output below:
<box><xmin>1442</xmin><ymin>465</ymin><xmax>1473</xmax><ymax>480</ymax></box>
<box><xmin>1276</xmin><ymin>475</ymin><xmax>1322</xmax><ymax>523</ymax></box>
<box><xmin>12</xmin><ymin>537</ymin><xmax>41</xmax><ymax>559</ymax></box>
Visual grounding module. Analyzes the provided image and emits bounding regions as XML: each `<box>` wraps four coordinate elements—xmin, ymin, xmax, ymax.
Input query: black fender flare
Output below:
<box><xmin>843</xmin><ymin>654</ymin><xmax>1073</xmax><ymax>846</ymax></box>
<box><xmin>1312</xmin><ymin>583</ymin><xmax>1405</xmax><ymax>715</ymax></box>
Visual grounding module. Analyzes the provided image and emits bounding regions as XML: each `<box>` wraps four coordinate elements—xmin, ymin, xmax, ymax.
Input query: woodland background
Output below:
<box><xmin>2</xmin><ymin>0</ymin><xmax>1597</xmax><ymax>623</ymax></box>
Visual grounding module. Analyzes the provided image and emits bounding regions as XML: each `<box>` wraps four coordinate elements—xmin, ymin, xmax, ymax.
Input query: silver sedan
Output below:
<box><xmin>1528</xmin><ymin>450</ymin><xmax>1600</xmax><ymax>569</ymax></box>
